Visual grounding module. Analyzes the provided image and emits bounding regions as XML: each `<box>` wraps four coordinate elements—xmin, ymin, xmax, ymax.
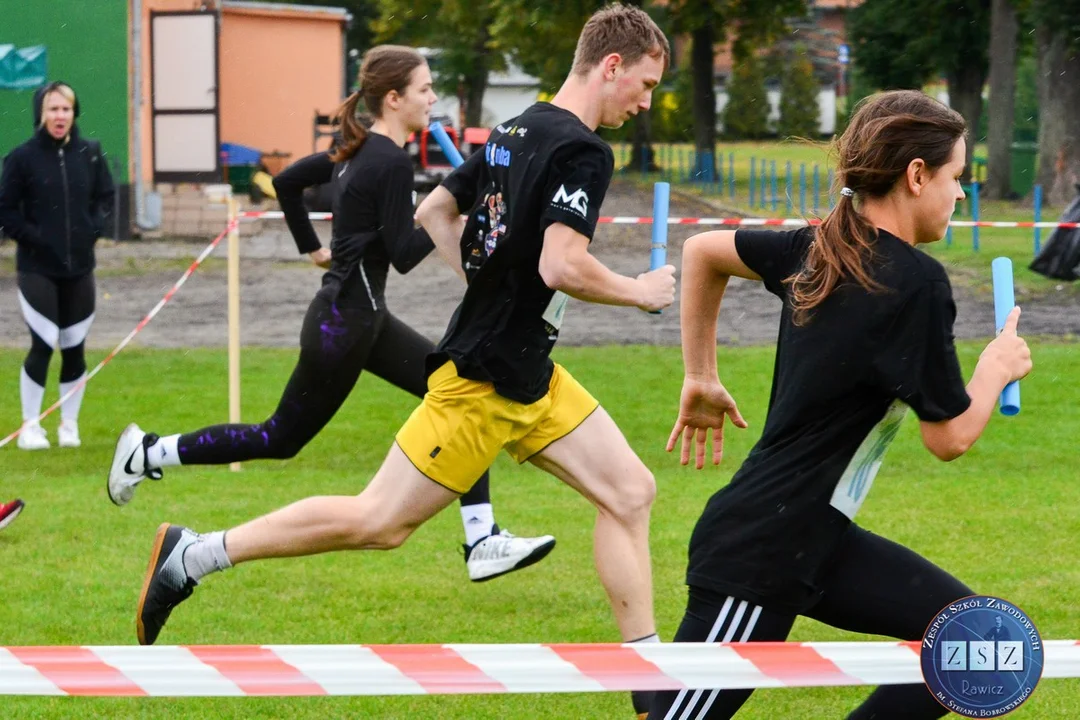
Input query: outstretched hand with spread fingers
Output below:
<box><xmin>666</xmin><ymin>377</ymin><xmax>748</xmax><ymax>469</ymax></box>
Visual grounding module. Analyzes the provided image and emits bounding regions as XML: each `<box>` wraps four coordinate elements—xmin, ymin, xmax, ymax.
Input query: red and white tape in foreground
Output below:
<box><xmin>0</xmin><ymin>221</ymin><xmax>236</xmax><ymax>449</ymax></box>
<box><xmin>237</xmin><ymin>209</ymin><xmax>1080</xmax><ymax>230</ymax></box>
<box><xmin>2</xmin><ymin>641</ymin><xmax>1078</xmax><ymax>697</ymax></box>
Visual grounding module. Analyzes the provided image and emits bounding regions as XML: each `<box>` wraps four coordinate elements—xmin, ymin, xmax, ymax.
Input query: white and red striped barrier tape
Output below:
<box><xmin>237</xmin><ymin>209</ymin><xmax>1079</xmax><ymax>230</ymax></box>
<box><xmin>2</xmin><ymin>641</ymin><xmax>1078</xmax><ymax>697</ymax></box>
<box><xmin>0</xmin><ymin>221</ymin><xmax>236</xmax><ymax>449</ymax></box>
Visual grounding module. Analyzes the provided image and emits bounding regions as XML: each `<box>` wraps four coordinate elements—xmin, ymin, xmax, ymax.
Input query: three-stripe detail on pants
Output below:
<box><xmin>662</xmin><ymin>597</ymin><xmax>764</xmax><ymax>720</ymax></box>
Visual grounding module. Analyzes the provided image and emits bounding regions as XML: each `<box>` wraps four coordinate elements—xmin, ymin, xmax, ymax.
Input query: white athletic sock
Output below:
<box><xmin>628</xmin><ymin>632</ymin><xmax>661</xmax><ymax>644</ymax></box>
<box><xmin>20</xmin><ymin>367</ymin><xmax>45</xmax><ymax>423</ymax></box>
<box><xmin>147</xmin><ymin>434</ymin><xmax>182</xmax><ymax>469</ymax></box>
<box><xmin>182</xmin><ymin>530</ymin><xmax>233</xmax><ymax>582</ymax></box>
<box><xmin>461</xmin><ymin>503</ymin><xmax>496</xmax><ymax>546</ymax></box>
<box><xmin>58</xmin><ymin>374</ymin><xmax>87</xmax><ymax>424</ymax></box>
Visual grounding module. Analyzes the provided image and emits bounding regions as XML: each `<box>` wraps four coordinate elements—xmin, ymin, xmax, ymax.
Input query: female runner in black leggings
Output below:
<box><xmin>649</xmin><ymin>90</ymin><xmax>1032</xmax><ymax>719</ymax></box>
<box><xmin>108</xmin><ymin>45</ymin><xmax>555</xmax><ymax>583</ymax></box>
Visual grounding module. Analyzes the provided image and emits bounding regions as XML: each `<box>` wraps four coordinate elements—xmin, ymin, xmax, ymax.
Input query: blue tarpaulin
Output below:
<box><xmin>0</xmin><ymin>45</ymin><xmax>47</xmax><ymax>89</ymax></box>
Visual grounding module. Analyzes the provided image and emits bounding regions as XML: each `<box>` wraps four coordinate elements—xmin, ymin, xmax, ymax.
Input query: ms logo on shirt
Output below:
<box><xmin>552</xmin><ymin>185</ymin><xmax>589</xmax><ymax>218</ymax></box>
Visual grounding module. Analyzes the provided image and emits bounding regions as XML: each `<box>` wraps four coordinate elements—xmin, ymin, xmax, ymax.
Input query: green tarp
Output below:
<box><xmin>0</xmin><ymin>45</ymin><xmax>47</xmax><ymax>89</ymax></box>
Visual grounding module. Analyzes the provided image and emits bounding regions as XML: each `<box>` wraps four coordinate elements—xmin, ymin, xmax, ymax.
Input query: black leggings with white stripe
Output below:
<box><xmin>17</xmin><ymin>272</ymin><xmax>95</xmax><ymax>423</ymax></box>
<box><xmin>649</xmin><ymin>526</ymin><xmax>972</xmax><ymax>719</ymax></box>
<box><xmin>18</xmin><ymin>271</ymin><xmax>95</xmax><ymax>386</ymax></box>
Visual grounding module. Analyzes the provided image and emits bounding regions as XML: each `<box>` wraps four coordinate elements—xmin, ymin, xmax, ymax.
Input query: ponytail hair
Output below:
<box><xmin>329</xmin><ymin>45</ymin><xmax>426</xmax><ymax>163</ymax></box>
<box><xmin>785</xmin><ymin>90</ymin><xmax>967</xmax><ymax>325</ymax></box>
<box><xmin>329</xmin><ymin>91</ymin><xmax>366</xmax><ymax>163</ymax></box>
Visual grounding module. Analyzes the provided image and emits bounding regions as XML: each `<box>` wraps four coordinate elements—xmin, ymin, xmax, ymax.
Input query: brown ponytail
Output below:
<box><xmin>329</xmin><ymin>45</ymin><xmax>426</xmax><ymax>163</ymax></box>
<box><xmin>329</xmin><ymin>91</ymin><xmax>366</xmax><ymax>163</ymax></box>
<box><xmin>785</xmin><ymin>90</ymin><xmax>966</xmax><ymax>325</ymax></box>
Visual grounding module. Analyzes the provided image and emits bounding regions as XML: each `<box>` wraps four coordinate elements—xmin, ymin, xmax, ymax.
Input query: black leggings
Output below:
<box><xmin>18</xmin><ymin>272</ymin><xmax>96</xmax><ymax>385</ymax></box>
<box><xmin>649</xmin><ymin>526</ymin><xmax>972</xmax><ymax>719</ymax></box>
<box><xmin>173</xmin><ymin>276</ymin><xmax>491</xmax><ymax>506</ymax></box>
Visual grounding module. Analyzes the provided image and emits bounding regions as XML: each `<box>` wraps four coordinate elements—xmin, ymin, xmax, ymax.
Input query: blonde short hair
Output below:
<box><xmin>39</xmin><ymin>83</ymin><xmax>77</xmax><ymax>128</ymax></box>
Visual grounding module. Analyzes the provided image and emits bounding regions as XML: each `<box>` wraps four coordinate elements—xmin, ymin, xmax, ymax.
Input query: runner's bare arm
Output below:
<box><xmin>539</xmin><ymin>222</ymin><xmax>674</xmax><ymax>312</ymax></box>
<box><xmin>416</xmin><ymin>186</ymin><xmax>467</xmax><ymax>282</ymax></box>
<box><xmin>680</xmin><ymin>231</ymin><xmax>761</xmax><ymax>377</ymax></box>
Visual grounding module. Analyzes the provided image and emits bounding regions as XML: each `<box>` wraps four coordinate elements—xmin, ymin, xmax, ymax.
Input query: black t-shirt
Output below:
<box><xmin>686</xmin><ymin>226</ymin><xmax>972</xmax><ymax>613</ymax></box>
<box><xmin>433</xmin><ymin>103</ymin><xmax>615</xmax><ymax>403</ymax></box>
<box><xmin>275</xmin><ymin>135</ymin><xmax>434</xmax><ymax>301</ymax></box>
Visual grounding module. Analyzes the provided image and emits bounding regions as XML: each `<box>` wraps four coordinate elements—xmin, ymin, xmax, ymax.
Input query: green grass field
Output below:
<box><xmin>1</xmin><ymin>342</ymin><xmax>1078</xmax><ymax>718</ymax></box>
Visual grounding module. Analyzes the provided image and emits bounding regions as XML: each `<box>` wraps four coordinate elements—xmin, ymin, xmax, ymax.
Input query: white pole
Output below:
<box><xmin>227</xmin><ymin>193</ymin><xmax>242</xmax><ymax>472</ymax></box>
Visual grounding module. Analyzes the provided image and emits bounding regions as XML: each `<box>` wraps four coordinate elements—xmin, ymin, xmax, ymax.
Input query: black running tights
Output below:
<box><xmin>649</xmin><ymin>526</ymin><xmax>973</xmax><ymax>719</ymax></box>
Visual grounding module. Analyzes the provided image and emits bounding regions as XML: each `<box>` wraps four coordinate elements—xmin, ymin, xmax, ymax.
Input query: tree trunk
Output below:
<box><xmin>984</xmin><ymin>0</ymin><xmax>1017</xmax><ymax>200</ymax></box>
<box><xmin>691</xmin><ymin>22</ymin><xmax>718</xmax><ymax>181</ymax></box>
<box><xmin>1035</xmin><ymin>28</ymin><xmax>1080</xmax><ymax>206</ymax></box>
<box><xmin>945</xmin><ymin>62</ymin><xmax>986</xmax><ymax>184</ymax></box>
<box><xmin>463</xmin><ymin>27</ymin><xmax>491</xmax><ymax>128</ymax></box>
<box><xmin>629</xmin><ymin>109</ymin><xmax>658</xmax><ymax>173</ymax></box>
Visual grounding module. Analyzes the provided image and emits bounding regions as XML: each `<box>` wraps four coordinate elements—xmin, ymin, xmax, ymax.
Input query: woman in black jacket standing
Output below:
<box><xmin>0</xmin><ymin>81</ymin><xmax>115</xmax><ymax>450</ymax></box>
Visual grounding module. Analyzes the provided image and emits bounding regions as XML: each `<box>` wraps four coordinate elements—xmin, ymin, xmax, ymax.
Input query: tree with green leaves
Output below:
<box><xmin>489</xmin><ymin>0</ymin><xmax>671</xmax><ymax>172</ymax></box>
<box><xmin>1029</xmin><ymin>0</ymin><xmax>1080</xmax><ymax>205</ymax></box>
<box><xmin>847</xmin><ymin>0</ymin><xmax>990</xmax><ymax>181</ymax></box>
<box><xmin>722</xmin><ymin>53</ymin><xmax>769</xmax><ymax>140</ymax></box>
<box><xmin>667</xmin><ymin>0</ymin><xmax>806</xmax><ymax>177</ymax></box>
<box><xmin>373</xmin><ymin>0</ymin><xmax>505</xmax><ymax>128</ymax></box>
<box><xmin>777</xmin><ymin>48</ymin><xmax>820</xmax><ymax>139</ymax></box>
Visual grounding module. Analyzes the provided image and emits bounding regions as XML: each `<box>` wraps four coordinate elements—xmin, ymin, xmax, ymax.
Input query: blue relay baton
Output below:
<box><xmin>428</xmin><ymin>121</ymin><xmax>464</xmax><ymax>169</ymax></box>
<box><xmin>649</xmin><ymin>182</ymin><xmax>670</xmax><ymax>315</ymax></box>
<box><xmin>991</xmin><ymin>256</ymin><xmax>1020</xmax><ymax>415</ymax></box>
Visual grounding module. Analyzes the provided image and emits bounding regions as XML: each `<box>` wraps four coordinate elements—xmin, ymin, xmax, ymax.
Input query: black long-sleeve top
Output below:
<box><xmin>271</xmin><ymin>134</ymin><xmax>434</xmax><ymax>285</ymax></box>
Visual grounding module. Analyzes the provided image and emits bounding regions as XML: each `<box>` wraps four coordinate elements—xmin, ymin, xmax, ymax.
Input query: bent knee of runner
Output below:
<box><xmin>598</xmin><ymin>465</ymin><xmax>656</xmax><ymax>520</ymax></box>
<box><xmin>255</xmin><ymin>417</ymin><xmax>311</xmax><ymax>460</ymax></box>
<box><xmin>349</xmin><ymin>510</ymin><xmax>419</xmax><ymax>550</ymax></box>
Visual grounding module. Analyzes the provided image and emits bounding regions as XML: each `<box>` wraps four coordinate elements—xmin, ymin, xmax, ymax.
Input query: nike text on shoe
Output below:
<box><xmin>464</xmin><ymin>530</ymin><xmax>556</xmax><ymax>582</ymax></box>
<box><xmin>0</xmin><ymin>499</ymin><xmax>25</xmax><ymax>531</ymax></box>
<box><xmin>16</xmin><ymin>422</ymin><xmax>49</xmax><ymax>451</ymax></box>
<box><xmin>108</xmin><ymin>423</ymin><xmax>163</xmax><ymax>506</ymax></box>
<box><xmin>137</xmin><ymin>523</ymin><xmax>198</xmax><ymax>645</ymax></box>
<box><xmin>58</xmin><ymin>419</ymin><xmax>81</xmax><ymax>448</ymax></box>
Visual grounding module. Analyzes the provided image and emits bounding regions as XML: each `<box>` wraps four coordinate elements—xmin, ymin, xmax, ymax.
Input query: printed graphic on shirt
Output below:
<box><xmin>829</xmin><ymin>399</ymin><xmax>908</xmax><ymax>519</ymax></box>
<box><xmin>541</xmin><ymin>290</ymin><xmax>570</xmax><ymax>333</ymax></box>
<box><xmin>551</xmin><ymin>184</ymin><xmax>589</xmax><ymax>218</ymax></box>
<box><xmin>483</xmin><ymin>192</ymin><xmax>507</xmax><ymax>257</ymax></box>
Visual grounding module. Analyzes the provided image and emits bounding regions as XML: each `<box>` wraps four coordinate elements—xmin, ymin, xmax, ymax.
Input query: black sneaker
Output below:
<box><xmin>137</xmin><ymin>523</ymin><xmax>198</xmax><ymax>645</ymax></box>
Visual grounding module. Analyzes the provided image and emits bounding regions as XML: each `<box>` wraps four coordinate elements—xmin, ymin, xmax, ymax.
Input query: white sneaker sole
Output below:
<box><xmin>0</xmin><ymin>504</ymin><xmax>23</xmax><ymax>530</ymax></box>
<box><xmin>468</xmin><ymin>536</ymin><xmax>557</xmax><ymax>582</ymax></box>
<box><xmin>108</xmin><ymin>423</ymin><xmax>144</xmax><ymax>507</ymax></box>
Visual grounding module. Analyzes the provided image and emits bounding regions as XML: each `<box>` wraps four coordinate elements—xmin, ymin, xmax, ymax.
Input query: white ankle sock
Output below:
<box><xmin>20</xmin><ymin>367</ymin><xmax>44</xmax><ymax>423</ymax></box>
<box><xmin>461</xmin><ymin>503</ymin><xmax>496</xmax><ymax>546</ymax></box>
<box><xmin>628</xmin><ymin>633</ymin><xmax>660</xmax><ymax>644</ymax></box>
<box><xmin>147</xmin><ymin>434</ymin><xmax>182</xmax><ymax>469</ymax></box>
<box><xmin>182</xmin><ymin>530</ymin><xmax>233</xmax><ymax>582</ymax></box>
<box><xmin>59</xmin><ymin>375</ymin><xmax>87</xmax><ymax>424</ymax></box>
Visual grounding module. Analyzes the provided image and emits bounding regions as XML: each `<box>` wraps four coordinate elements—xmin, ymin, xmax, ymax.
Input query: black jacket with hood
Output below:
<box><xmin>0</xmin><ymin>82</ymin><xmax>116</xmax><ymax>278</ymax></box>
